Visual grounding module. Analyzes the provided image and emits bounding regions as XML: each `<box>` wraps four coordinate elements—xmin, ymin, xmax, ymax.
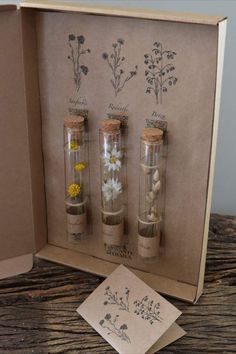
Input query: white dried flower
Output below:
<box><xmin>102</xmin><ymin>178</ymin><xmax>122</xmax><ymax>202</ymax></box>
<box><xmin>104</xmin><ymin>147</ymin><xmax>122</xmax><ymax>172</ymax></box>
<box><xmin>153</xmin><ymin>169</ymin><xmax>159</xmax><ymax>182</ymax></box>
<box><xmin>151</xmin><ymin>206</ymin><xmax>156</xmax><ymax>213</ymax></box>
<box><xmin>146</xmin><ymin>191</ymin><xmax>156</xmax><ymax>204</ymax></box>
<box><xmin>152</xmin><ymin>180</ymin><xmax>161</xmax><ymax>194</ymax></box>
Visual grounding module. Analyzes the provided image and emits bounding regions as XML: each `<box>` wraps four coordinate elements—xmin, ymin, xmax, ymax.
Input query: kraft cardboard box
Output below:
<box><xmin>0</xmin><ymin>1</ymin><xmax>227</xmax><ymax>304</ymax></box>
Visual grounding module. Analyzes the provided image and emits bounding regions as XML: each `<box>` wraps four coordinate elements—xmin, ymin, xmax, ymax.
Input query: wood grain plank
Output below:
<box><xmin>0</xmin><ymin>214</ymin><xmax>236</xmax><ymax>353</ymax></box>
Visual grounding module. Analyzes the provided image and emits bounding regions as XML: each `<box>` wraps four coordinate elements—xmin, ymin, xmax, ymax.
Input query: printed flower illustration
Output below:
<box><xmin>74</xmin><ymin>162</ymin><xmax>86</xmax><ymax>172</ymax></box>
<box><xmin>105</xmin><ymin>313</ymin><xmax>111</xmax><ymax>320</ymax></box>
<box><xmin>104</xmin><ymin>147</ymin><xmax>122</xmax><ymax>172</ymax></box>
<box><xmin>133</xmin><ymin>295</ymin><xmax>163</xmax><ymax>324</ymax></box>
<box><xmin>99</xmin><ymin>313</ymin><xmax>131</xmax><ymax>343</ymax></box>
<box><xmin>104</xmin><ymin>286</ymin><xmax>130</xmax><ymax>312</ymax></box>
<box><xmin>69</xmin><ymin>34</ymin><xmax>75</xmax><ymax>41</ymax></box>
<box><xmin>117</xmin><ymin>38</ymin><xmax>124</xmax><ymax>45</ymax></box>
<box><xmin>67</xmin><ymin>183</ymin><xmax>81</xmax><ymax>198</ymax></box>
<box><xmin>80</xmin><ymin>65</ymin><xmax>88</xmax><ymax>75</ymax></box>
<box><xmin>68</xmin><ymin>33</ymin><xmax>90</xmax><ymax>93</ymax></box>
<box><xmin>144</xmin><ymin>42</ymin><xmax>177</xmax><ymax>104</ymax></box>
<box><xmin>102</xmin><ymin>53</ymin><xmax>108</xmax><ymax>60</ymax></box>
<box><xmin>69</xmin><ymin>140</ymin><xmax>79</xmax><ymax>150</ymax></box>
<box><xmin>102</xmin><ymin>38</ymin><xmax>138</xmax><ymax>96</ymax></box>
<box><xmin>102</xmin><ymin>178</ymin><xmax>122</xmax><ymax>202</ymax></box>
<box><xmin>77</xmin><ymin>35</ymin><xmax>85</xmax><ymax>44</ymax></box>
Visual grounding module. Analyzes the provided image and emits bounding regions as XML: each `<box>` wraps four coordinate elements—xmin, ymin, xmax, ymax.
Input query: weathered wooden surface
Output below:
<box><xmin>0</xmin><ymin>214</ymin><xmax>235</xmax><ymax>353</ymax></box>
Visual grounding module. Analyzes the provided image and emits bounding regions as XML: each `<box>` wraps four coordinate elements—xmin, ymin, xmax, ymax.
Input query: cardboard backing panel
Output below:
<box><xmin>35</xmin><ymin>10</ymin><xmax>218</xmax><ymax>289</ymax></box>
<box><xmin>0</xmin><ymin>4</ymin><xmax>225</xmax><ymax>302</ymax></box>
<box><xmin>0</xmin><ymin>8</ymin><xmax>35</xmax><ymax>261</ymax></box>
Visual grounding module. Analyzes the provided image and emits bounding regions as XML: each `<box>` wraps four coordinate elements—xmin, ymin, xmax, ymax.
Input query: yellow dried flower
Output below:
<box><xmin>69</xmin><ymin>140</ymin><xmax>79</xmax><ymax>150</ymax></box>
<box><xmin>67</xmin><ymin>183</ymin><xmax>80</xmax><ymax>198</ymax></box>
<box><xmin>74</xmin><ymin>162</ymin><xmax>86</xmax><ymax>172</ymax></box>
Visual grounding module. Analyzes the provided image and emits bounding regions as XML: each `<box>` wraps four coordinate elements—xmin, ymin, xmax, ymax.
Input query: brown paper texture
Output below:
<box><xmin>138</xmin><ymin>235</ymin><xmax>160</xmax><ymax>258</ymax></box>
<box><xmin>0</xmin><ymin>9</ymin><xmax>35</xmax><ymax>261</ymax></box>
<box><xmin>67</xmin><ymin>212</ymin><xmax>86</xmax><ymax>234</ymax></box>
<box><xmin>147</xmin><ymin>323</ymin><xmax>186</xmax><ymax>353</ymax></box>
<box><xmin>77</xmin><ymin>265</ymin><xmax>183</xmax><ymax>354</ymax></box>
<box><xmin>102</xmin><ymin>222</ymin><xmax>123</xmax><ymax>245</ymax></box>
<box><xmin>36</xmin><ymin>11</ymin><xmax>218</xmax><ymax>286</ymax></box>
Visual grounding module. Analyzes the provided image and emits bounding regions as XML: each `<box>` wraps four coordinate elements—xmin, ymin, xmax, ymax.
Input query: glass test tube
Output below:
<box><xmin>99</xmin><ymin>119</ymin><xmax>124</xmax><ymax>246</ymax></box>
<box><xmin>64</xmin><ymin>116</ymin><xmax>88</xmax><ymax>242</ymax></box>
<box><xmin>137</xmin><ymin>127</ymin><xmax>164</xmax><ymax>261</ymax></box>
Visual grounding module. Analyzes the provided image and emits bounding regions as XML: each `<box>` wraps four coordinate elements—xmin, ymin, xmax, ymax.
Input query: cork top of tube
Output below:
<box><xmin>64</xmin><ymin>115</ymin><xmax>84</xmax><ymax>128</ymax></box>
<box><xmin>141</xmin><ymin>128</ymin><xmax>163</xmax><ymax>142</ymax></box>
<box><xmin>100</xmin><ymin>119</ymin><xmax>121</xmax><ymax>133</ymax></box>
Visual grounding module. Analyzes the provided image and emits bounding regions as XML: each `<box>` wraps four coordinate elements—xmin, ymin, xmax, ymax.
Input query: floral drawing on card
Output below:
<box><xmin>102</xmin><ymin>38</ymin><xmax>138</xmax><ymax>96</ymax></box>
<box><xmin>144</xmin><ymin>42</ymin><xmax>177</xmax><ymax>104</ymax></box>
<box><xmin>68</xmin><ymin>34</ymin><xmax>90</xmax><ymax>94</ymax></box>
<box><xmin>104</xmin><ymin>286</ymin><xmax>130</xmax><ymax>312</ymax></box>
<box><xmin>99</xmin><ymin>314</ymin><xmax>131</xmax><ymax>344</ymax></box>
<box><xmin>77</xmin><ymin>265</ymin><xmax>183</xmax><ymax>353</ymax></box>
<box><xmin>133</xmin><ymin>295</ymin><xmax>163</xmax><ymax>324</ymax></box>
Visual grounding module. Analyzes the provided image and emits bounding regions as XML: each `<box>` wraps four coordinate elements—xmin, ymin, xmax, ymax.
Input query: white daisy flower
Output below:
<box><xmin>104</xmin><ymin>147</ymin><xmax>122</xmax><ymax>172</ymax></box>
<box><xmin>102</xmin><ymin>178</ymin><xmax>122</xmax><ymax>202</ymax></box>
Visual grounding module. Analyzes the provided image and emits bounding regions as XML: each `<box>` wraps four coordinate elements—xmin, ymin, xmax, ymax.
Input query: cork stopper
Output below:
<box><xmin>141</xmin><ymin>128</ymin><xmax>163</xmax><ymax>143</ymax></box>
<box><xmin>100</xmin><ymin>119</ymin><xmax>121</xmax><ymax>133</ymax></box>
<box><xmin>64</xmin><ymin>115</ymin><xmax>84</xmax><ymax>129</ymax></box>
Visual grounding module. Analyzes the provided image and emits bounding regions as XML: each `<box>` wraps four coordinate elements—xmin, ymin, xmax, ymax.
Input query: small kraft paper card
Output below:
<box><xmin>77</xmin><ymin>265</ymin><xmax>185</xmax><ymax>353</ymax></box>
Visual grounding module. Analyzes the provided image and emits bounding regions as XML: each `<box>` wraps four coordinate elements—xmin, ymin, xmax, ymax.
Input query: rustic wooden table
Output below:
<box><xmin>0</xmin><ymin>214</ymin><xmax>236</xmax><ymax>353</ymax></box>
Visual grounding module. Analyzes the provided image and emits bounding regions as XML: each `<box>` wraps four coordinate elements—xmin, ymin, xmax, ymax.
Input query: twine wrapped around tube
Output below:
<box><xmin>137</xmin><ymin>215</ymin><xmax>162</xmax><ymax>225</ymax></box>
<box><xmin>140</xmin><ymin>163</ymin><xmax>160</xmax><ymax>170</ymax></box>
<box><xmin>65</xmin><ymin>196</ymin><xmax>88</xmax><ymax>207</ymax></box>
<box><xmin>101</xmin><ymin>205</ymin><xmax>124</xmax><ymax>216</ymax></box>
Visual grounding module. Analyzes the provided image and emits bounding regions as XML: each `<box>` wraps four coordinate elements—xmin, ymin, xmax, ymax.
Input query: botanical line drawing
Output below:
<box><xmin>133</xmin><ymin>295</ymin><xmax>163</xmax><ymax>324</ymax></box>
<box><xmin>144</xmin><ymin>42</ymin><xmax>177</xmax><ymax>104</ymax></box>
<box><xmin>68</xmin><ymin>34</ymin><xmax>90</xmax><ymax>93</ymax></box>
<box><xmin>104</xmin><ymin>286</ymin><xmax>130</xmax><ymax>312</ymax></box>
<box><xmin>99</xmin><ymin>313</ymin><xmax>131</xmax><ymax>343</ymax></box>
<box><xmin>102</xmin><ymin>38</ymin><xmax>138</xmax><ymax>96</ymax></box>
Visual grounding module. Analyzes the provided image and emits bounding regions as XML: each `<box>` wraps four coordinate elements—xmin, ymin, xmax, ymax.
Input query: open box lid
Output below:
<box><xmin>0</xmin><ymin>5</ymin><xmax>34</xmax><ymax>262</ymax></box>
<box><xmin>0</xmin><ymin>4</ymin><xmax>46</xmax><ymax>273</ymax></box>
<box><xmin>20</xmin><ymin>0</ymin><xmax>227</xmax><ymax>25</ymax></box>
